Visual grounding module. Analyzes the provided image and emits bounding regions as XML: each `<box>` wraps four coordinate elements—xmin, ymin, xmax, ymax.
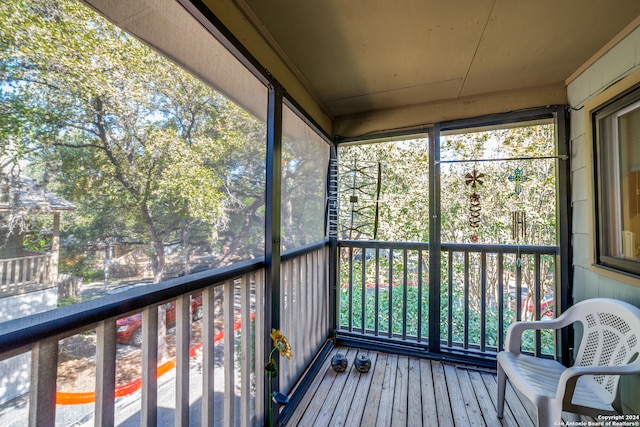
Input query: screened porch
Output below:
<box><xmin>1</xmin><ymin>0</ymin><xmax>640</xmax><ymax>426</ymax></box>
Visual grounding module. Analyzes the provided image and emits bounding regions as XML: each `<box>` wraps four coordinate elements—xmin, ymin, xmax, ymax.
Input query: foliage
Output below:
<box><xmin>439</xmin><ymin>126</ymin><xmax>556</xmax><ymax>246</ymax></box>
<box><xmin>281</xmin><ymin>121</ymin><xmax>329</xmax><ymax>249</ymax></box>
<box><xmin>338</xmin><ymin>126</ymin><xmax>556</xmax><ymax>246</ymax></box>
<box><xmin>57</xmin><ymin>295</ymin><xmax>80</xmax><ymax>307</ymax></box>
<box><xmin>20</xmin><ymin>215</ymin><xmax>52</xmax><ymax>252</ymax></box>
<box><xmin>338</xmin><ymin>139</ymin><xmax>429</xmax><ymax>241</ymax></box>
<box><xmin>0</xmin><ymin>0</ymin><xmax>560</xmax><ymax>361</ymax></box>
<box><xmin>339</xmin><ymin>269</ymin><xmax>555</xmax><ymax>355</ymax></box>
<box><xmin>337</xmin><ymin>125</ymin><xmax>558</xmax><ymax>349</ymax></box>
<box><xmin>1</xmin><ymin>0</ymin><xmax>266</xmax><ymax>282</ymax></box>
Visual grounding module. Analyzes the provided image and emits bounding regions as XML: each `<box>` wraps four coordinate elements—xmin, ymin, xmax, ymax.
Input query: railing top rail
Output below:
<box><xmin>441</xmin><ymin>242</ymin><xmax>559</xmax><ymax>254</ymax></box>
<box><xmin>281</xmin><ymin>240</ymin><xmax>328</xmax><ymax>262</ymax></box>
<box><xmin>0</xmin><ymin>256</ymin><xmax>265</xmax><ymax>360</ymax></box>
<box><xmin>0</xmin><ymin>253</ymin><xmax>52</xmax><ymax>262</ymax></box>
<box><xmin>338</xmin><ymin>240</ymin><xmax>430</xmax><ymax>250</ymax></box>
<box><xmin>338</xmin><ymin>239</ymin><xmax>559</xmax><ymax>255</ymax></box>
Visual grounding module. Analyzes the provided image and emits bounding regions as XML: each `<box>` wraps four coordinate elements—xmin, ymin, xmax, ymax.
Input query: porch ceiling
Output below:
<box><xmin>205</xmin><ymin>0</ymin><xmax>640</xmax><ymax>136</ymax></box>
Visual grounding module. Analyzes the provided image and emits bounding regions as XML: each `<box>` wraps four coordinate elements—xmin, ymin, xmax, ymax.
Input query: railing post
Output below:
<box><xmin>239</xmin><ymin>274</ymin><xmax>252</xmax><ymax>426</ymax></box>
<box><xmin>50</xmin><ymin>213</ymin><xmax>60</xmax><ymax>288</ymax></box>
<box><xmin>328</xmin><ymin>144</ymin><xmax>339</xmax><ymax>338</ymax></box>
<box><xmin>265</xmin><ymin>82</ymin><xmax>283</xmax><ymax>425</ymax></box>
<box><xmin>0</xmin><ymin>259</ymin><xmax>5</xmax><ymax>290</ymax></box>
<box><xmin>175</xmin><ymin>294</ymin><xmax>191</xmax><ymax>427</ymax></box>
<box><xmin>223</xmin><ymin>280</ymin><xmax>235</xmax><ymax>427</ymax></box>
<box><xmin>201</xmin><ymin>285</ymin><xmax>216</xmax><ymax>426</ymax></box>
<box><xmin>497</xmin><ymin>251</ymin><xmax>505</xmax><ymax>351</ymax></box>
<box><xmin>555</xmin><ymin>105</ymin><xmax>573</xmax><ymax>366</ymax></box>
<box><xmin>254</xmin><ymin>271</ymin><xmax>265</xmax><ymax>425</ymax></box>
<box><xmin>95</xmin><ymin>318</ymin><xmax>117</xmax><ymax>427</ymax></box>
<box><xmin>428</xmin><ymin>125</ymin><xmax>441</xmax><ymax>353</ymax></box>
<box><xmin>141</xmin><ymin>305</ymin><xmax>159</xmax><ymax>426</ymax></box>
<box><xmin>29</xmin><ymin>338</ymin><xmax>58</xmax><ymax>427</ymax></box>
<box><xmin>463</xmin><ymin>251</ymin><xmax>470</xmax><ymax>349</ymax></box>
<box><xmin>480</xmin><ymin>252</ymin><xmax>488</xmax><ymax>352</ymax></box>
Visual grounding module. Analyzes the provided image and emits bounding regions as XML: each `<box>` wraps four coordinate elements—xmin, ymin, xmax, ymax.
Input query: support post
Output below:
<box><xmin>555</xmin><ymin>105</ymin><xmax>573</xmax><ymax>365</ymax></box>
<box><xmin>95</xmin><ymin>319</ymin><xmax>117</xmax><ymax>427</ymax></box>
<box><xmin>29</xmin><ymin>339</ymin><xmax>58</xmax><ymax>427</ymax></box>
<box><xmin>265</xmin><ymin>83</ymin><xmax>283</xmax><ymax>425</ymax></box>
<box><xmin>428</xmin><ymin>125</ymin><xmax>442</xmax><ymax>353</ymax></box>
<box><xmin>50</xmin><ymin>213</ymin><xmax>60</xmax><ymax>286</ymax></box>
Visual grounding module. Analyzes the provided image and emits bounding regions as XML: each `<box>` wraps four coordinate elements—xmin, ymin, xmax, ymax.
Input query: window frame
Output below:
<box><xmin>593</xmin><ymin>83</ymin><xmax>640</xmax><ymax>276</ymax></box>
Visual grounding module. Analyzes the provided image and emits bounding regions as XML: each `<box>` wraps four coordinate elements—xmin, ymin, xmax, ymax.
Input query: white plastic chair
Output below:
<box><xmin>497</xmin><ymin>298</ymin><xmax>640</xmax><ymax>427</ymax></box>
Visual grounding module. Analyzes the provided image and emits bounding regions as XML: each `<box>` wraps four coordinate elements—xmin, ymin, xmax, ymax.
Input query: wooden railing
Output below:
<box><xmin>0</xmin><ymin>259</ymin><xmax>264</xmax><ymax>426</ymax></box>
<box><xmin>0</xmin><ymin>242</ymin><xmax>332</xmax><ymax>426</ymax></box>
<box><xmin>337</xmin><ymin>240</ymin><xmax>560</xmax><ymax>361</ymax></box>
<box><xmin>279</xmin><ymin>243</ymin><xmax>331</xmax><ymax>394</ymax></box>
<box><xmin>0</xmin><ymin>238</ymin><xmax>562</xmax><ymax>424</ymax></box>
<box><xmin>0</xmin><ymin>253</ymin><xmax>52</xmax><ymax>296</ymax></box>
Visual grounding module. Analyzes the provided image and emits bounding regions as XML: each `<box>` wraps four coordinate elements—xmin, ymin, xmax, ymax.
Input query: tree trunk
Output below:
<box><xmin>140</xmin><ymin>203</ymin><xmax>165</xmax><ymax>283</ymax></box>
<box><xmin>182</xmin><ymin>220</ymin><xmax>190</xmax><ymax>275</ymax></box>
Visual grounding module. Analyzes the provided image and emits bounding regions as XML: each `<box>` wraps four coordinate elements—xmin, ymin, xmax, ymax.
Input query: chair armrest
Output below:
<box><xmin>555</xmin><ymin>362</ymin><xmax>640</xmax><ymax>402</ymax></box>
<box><xmin>505</xmin><ymin>313</ymin><xmax>576</xmax><ymax>354</ymax></box>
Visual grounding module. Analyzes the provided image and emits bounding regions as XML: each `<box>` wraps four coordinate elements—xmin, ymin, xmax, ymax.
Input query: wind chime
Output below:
<box><xmin>509</xmin><ymin>167</ymin><xmax>528</xmax><ymax>266</ymax></box>
<box><xmin>512</xmin><ymin>211</ymin><xmax>526</xmax><ymax>242</ymax></box>
<box><xmin>465</xmin><ymin>169</ymin><xmax>485</xmax><ymax>242</ymax></box>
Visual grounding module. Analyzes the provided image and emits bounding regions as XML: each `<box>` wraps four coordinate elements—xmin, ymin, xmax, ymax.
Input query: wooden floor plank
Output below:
<box><xmin>504</xmin><ymin>378</ymin><xmax>536</xmax><ymax>426</ymax></box>
<box><xmin>344</xmin><ymin>351</ymin><xmax>379</xmax><ymax>427</ymax></box>
<box><xmin>313</xmin><ymin>348</ymin><xmax>359</xmax><ymax>427</ymax></box>
<box><xmin>467</xmin><ymin>369</ymin><xmax>507</xmax><ymax>426</ymax></box>
<box><xmin>375</xmin><ymin>353</ymin><xmax>398</xmax><ymax>427</ymax></box>
<box><xmin>480</xmin><ymin>372</ymin><xmax>531</xmax><ymax>427</ymax></box>
<box><xmin>296</xmin><ymin>349</ymin><xmax>343</xmax><ymax>426</ymax></box>
<box><xmin>329</xmin><ymin>350</ymin><xmax>374</xmax><ymax>427</ymax></box>
<box><xmin>406</xmin><ymin>357</ymin><xmax>423</xmax><ymax>427</ymax></box>
<box><xmin>443</xmin><ymin>363</ymin><xmax>472</xmax><ymax>426</ymax></box>
<box><xmin>285</xmin><ymin>347</ymin><xmax>339</xmax><ymax>426</ymax></box>
<box><xmin>455</xmin><ymin>367</ymin><xmax>486</xmax><ymax>427</ymax></box>
<box><xmin>359</xmin><ymin>352</ymin><xmax>388</xmax><ymax>426</ymax></box>
<box><xmin>391</xmin><ymin>355</ymin><xmax>409</xmax><ymax>426</ymax></box>
<box><xmin>509</xmin><ymin>380</ymin><xmax>537</xmax><ymax>423</ymax></box>
<box><xmin>419</xmin><ymin>358</ymin><xmax>439</xmax><ymax>427</ymax></box>
<box><xmin>285</xmin><ymin>348</ymin><xmax>533</xmax><ymax>427</ymax></box>
<box><xmin>432</xmin><ymin>361</ymin><xmax>454</xmax><ymax>427</ymax></box>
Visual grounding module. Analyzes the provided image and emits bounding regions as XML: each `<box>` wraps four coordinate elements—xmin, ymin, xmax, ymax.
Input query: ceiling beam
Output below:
<box><xmin>333</xmin><ymin>84</ymin><xmax>567</xmax><ymax>139</ymax></box>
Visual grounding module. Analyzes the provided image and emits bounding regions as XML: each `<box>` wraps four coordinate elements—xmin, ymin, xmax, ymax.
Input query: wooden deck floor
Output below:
<box><xmin>284</xmin><ymin>347</ymin><xmax>537</xmax><ymax>427</ymax></box>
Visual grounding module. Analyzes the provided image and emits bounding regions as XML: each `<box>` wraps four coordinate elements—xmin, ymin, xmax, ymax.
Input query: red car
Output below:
<box><xmin>522</xmin><ymin>294</ymin><xmax>554</xmax><ymax>318</ymax></box>
<box><xmin>116</xmin><ymin>293</ymin><xmax>203</xmax><ymax>346</ymax></box>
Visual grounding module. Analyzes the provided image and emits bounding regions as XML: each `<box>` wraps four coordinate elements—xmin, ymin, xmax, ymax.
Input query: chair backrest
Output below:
<box><xmin>570</xmin><ymin>298</ymin><xmax>640</xmax><ymax>403</ymax></box>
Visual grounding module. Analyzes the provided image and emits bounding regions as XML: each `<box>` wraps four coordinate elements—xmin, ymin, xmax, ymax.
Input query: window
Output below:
<box><xmin>594</xmin><ymin>84</ymin><xmax>640</xmax><ymax>275</ymax></box>
<box><xmin>1</xmin><ymin>0</ymin><xmax>267</xmax><ymax>294</ymax></box>
<box><xmin>281</xmin><ymin>104</ymin><xmax>330</xmax><ymax>250</ymax></box>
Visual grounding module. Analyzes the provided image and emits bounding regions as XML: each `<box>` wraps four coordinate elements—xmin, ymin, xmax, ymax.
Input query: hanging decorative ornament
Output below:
<box><xmin>508</xmin><ymin>167</ymin><xmax>528</xmax><ymax>195</ymax></box>
<box><xmin>512</xmin><ymin>211</ymin><xmax>526</xmax><ymax>242</ymax></box>
<box><xmin>465</xmin><ymin>168</ymin><xmax>484</xmax><ymax>242</ymax></box>
<box><xmin>469</xmin><ymin>192</ymin><xmax>481</xmax><ymax>228</ymax></box>
<box><xmin>465</xmin><ymin>169</ymin><xmax>485</xmax><ymax>188</ymax></box>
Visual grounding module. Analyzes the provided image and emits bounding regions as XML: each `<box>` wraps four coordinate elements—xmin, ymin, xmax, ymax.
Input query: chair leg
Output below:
<box><xmin>497</xmin><ymin>363</ymin><xmax>507</xmax><ymax>418</ymax></box>
<box><xmin>537</xmin><ymin>400</ymin><xmax>562</xmax><ymax>427</ymax></box>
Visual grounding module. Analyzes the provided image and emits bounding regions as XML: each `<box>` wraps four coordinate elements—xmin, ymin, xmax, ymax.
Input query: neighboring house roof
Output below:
<box><xmin>0</xmin><ymin>161</ymin><xmax>75</xmax><ymax>213</ymax></box>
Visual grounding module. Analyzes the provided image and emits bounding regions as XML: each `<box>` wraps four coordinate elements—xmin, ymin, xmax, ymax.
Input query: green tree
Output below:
<box><xmin>338</xmin><ymin>138</ymin><xmax>430</xmax><ymax>242</ymax></box>
<box><xmin>0</xmin><ymin>0</ymin><xmax>265</xmax><ymax>281</ymax></box>
<box><xmin>338</xmin><ymin>125</ymin><xmax>559</xmax><ymax>349</ymax></box>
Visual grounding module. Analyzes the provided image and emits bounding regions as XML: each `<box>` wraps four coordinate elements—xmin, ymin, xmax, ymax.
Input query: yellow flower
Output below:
<box><xmin>270</xmin><ymin>328</ymin><xmax>293</xmax><ymax>360</ymax></box>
